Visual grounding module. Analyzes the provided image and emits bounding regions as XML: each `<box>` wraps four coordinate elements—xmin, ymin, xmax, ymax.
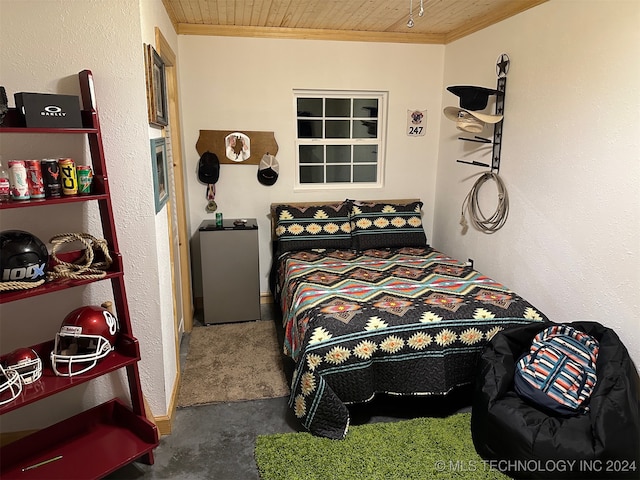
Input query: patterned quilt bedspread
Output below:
<box><xmin>275</xmin><ymin>246</ymin><xmax>548</xmax><ymax>439</ymax></box>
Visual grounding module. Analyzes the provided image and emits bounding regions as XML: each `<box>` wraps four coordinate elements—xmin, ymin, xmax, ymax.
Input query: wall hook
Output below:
<box><xmin>457</xmin><ymin>160</ymin><xmax>490</xmax><ymax>167</ymax></box>
<box><xmin>458</xmin><ymin>136</ymin><xmax>492</xmax><ymax>144</ymax></box>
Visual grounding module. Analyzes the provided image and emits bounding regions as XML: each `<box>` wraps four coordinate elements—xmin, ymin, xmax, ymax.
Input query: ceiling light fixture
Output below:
<box><xmin>407</xmin><ymin>0</ymin><xmax>425</xmax><ymax>28</ymax></box>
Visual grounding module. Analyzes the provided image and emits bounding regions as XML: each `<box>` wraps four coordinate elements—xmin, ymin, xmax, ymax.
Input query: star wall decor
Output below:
<box><xmin>496</xmin><ymin>53</ymin><xmax>510</xmax><ymax>77</ymax></box>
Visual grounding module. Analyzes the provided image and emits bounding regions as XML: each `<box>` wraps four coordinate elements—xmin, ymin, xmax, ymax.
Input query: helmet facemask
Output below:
<box><xmin>0</xmin><ymin>365</ymin><xmax>23</xmax><ymax>405</ymax></box>
<box><xmin>51</xmin><ymin>331</ymin><xmax>114</xmax><ymax>377</ymax></box>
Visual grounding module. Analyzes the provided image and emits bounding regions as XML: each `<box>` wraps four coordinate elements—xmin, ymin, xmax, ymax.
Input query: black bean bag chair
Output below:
<box><xmin>471</xmin><ymin>321</ymin><xmax>640</xmax><ymax>480</ymax></box>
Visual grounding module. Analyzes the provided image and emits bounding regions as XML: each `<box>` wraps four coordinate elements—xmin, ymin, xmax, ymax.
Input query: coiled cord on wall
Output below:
<box><xmin>460</xmin><ymin>172</ymin><xmax>509</xmax><ymax>234</ymax></box>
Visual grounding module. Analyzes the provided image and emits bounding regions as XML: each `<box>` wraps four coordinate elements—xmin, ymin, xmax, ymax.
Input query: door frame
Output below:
<box><xmin>155</xmin><ymin>27</ymin><xmax>194</xmax><ymax>334</ymax></box>
<box><xmin>153</xmin><ymin>28</ymin><xmax>193</xmax><ymax>435</ymax></box>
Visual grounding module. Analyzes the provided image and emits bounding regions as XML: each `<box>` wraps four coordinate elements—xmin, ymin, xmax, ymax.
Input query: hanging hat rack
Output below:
<box><xmin>489</xmin><ymin>72</ymin><xmax>507</xmax><ymax>172</ymax></box>
<box><xmin>450</xmin><ymin>53</ymin><xmax>509</xmax><ymax>173</ymax></box>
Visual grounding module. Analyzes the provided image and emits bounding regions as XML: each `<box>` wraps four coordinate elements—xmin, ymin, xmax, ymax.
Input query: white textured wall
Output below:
<box><xmin>0</xmin><ymin>0</ymin><xmax>175</xmax><ymax>429</ymax></box>
<box><xmin>177</xmin><ymin>36</ymin><xmax>445</xmax><ymax>296</ymax></box>
<box><xmin>434</xmin><ymin>0</ymin><xmax>640</xmax><ymax>367</ymax></box>
<box><xmin>139</xmin><ymin>0</ymin><xmax>181</xmax><ymax>420</ymax></box>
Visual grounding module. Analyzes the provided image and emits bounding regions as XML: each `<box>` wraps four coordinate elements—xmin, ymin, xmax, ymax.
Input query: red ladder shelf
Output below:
<box><xmin>0</xmin><ymin>70</ymin><xmax>158</xmax><ymax>479</ymax></box>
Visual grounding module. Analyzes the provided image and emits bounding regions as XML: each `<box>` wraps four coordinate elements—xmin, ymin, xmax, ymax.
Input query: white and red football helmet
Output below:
<box><xmin>4</xmin><ymin>347</ymin><xmax>42</xmax><ymax>384</ymax></box>
<box><xmin>0</xmin><ymin>364</ymin><xmax>22</xmax><ymax>406</ymax></box>
<box><xmin>50</xmin><ymin>305</ymin><xmax>119</xmax><ymax>377</ymax></box>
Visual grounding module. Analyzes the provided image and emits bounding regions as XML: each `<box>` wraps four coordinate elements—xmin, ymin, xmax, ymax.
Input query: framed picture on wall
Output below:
<box><xmin>145</xmin><ymin>44</ymin><xmax>168</xmax><ymax>127</ymax></box>
<box><xmin>151</xmin><ymin>137</ymin><xmax>169</xmax><ymax>213</ymax></box>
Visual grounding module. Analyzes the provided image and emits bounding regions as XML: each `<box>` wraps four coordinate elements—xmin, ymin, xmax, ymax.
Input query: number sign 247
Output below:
<box><xmin>407</xmin><ymin>109</ymin><xmax>427</xmax><ymax>136</ymax></box>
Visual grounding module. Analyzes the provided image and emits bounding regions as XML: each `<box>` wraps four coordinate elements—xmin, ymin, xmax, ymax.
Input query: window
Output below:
<box><xmin>294</xmin><ymin>90</ymin><xmax>387</xmax><ymax>188</ymax></box>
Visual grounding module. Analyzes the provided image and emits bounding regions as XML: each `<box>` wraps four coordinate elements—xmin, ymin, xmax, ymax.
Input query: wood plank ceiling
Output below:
<box><xmin>162</xmin><ymin>0</ymin><xmax>548</xmax><ymax>44</ymax></box>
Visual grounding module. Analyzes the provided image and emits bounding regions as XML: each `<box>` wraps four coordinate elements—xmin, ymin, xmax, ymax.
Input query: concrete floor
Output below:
<box><xmin>109</xmin><ymin>396</ymin><xmax>297</xmax><ymax>479</ymax></box>
<box><xmin>108</xmin><ymin>303</ymin><xmax>472</xmax><ymax>480</ymax></box>
<box><xmin>107</xmin><ymin>303</ymin><xmax>295</xmax><ymax>479</ymax></box>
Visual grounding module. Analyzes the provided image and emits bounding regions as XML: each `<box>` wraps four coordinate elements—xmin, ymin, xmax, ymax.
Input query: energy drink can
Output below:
<box><xmin>8</xmin><ymin>160</ymin><xmax>30</xmax><ymax>200</ymax></box>
<box><xmin>41</xmin><ymin>159</ymin><xmax>62</xmax><ymax>197</ymax></box>
<box><xmin>24</xmin><ymin>159</ymin><xmax>45</xmax><ymax>199</ymax></box>
<box><xmin>77</xmin><ymin>165</ymin><xmax>93</xmax><ymax>194</ymax></box>
<box><xmin>59</xmin><ymin>158</ymin><xmax>78</xmax><ymax>195</ymax></box>
<box><xmin>215</xmin><ymin>212</ymin><xmax>223</xmax><ymax>227</ymax></box>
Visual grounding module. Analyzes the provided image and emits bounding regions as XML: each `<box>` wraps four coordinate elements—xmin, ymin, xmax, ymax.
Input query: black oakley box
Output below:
<box><xmin>14</xmin><ymin>92</ymin><xmax>83</xmax><ymax>128</ymax></box>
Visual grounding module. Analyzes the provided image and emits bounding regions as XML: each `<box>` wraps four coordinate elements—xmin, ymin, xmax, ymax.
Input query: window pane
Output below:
<box><xmin>326</xmin><ymin>145</ymin><xmax>351</xmax><ymax>163</ymax></box>
<box><xmin>354</xmin><ymin>99</ymin><xmax>378</xmax><ymax>118</ymax></box>
<box><xmin>353</xmin><ymin>145</ymin><xmax>377</xmax><ymax>163</ymax></box>
<box><xmin>326</xmin><ymin>165</ymin><xmax>351</xmax><ymax>182</ymax></box>
<box><xmin>325</xmin><ymin>98</ymin><xmax>351</xmax><ymax>117</ymax></box>
<box><xmin>300</xmin><ymin>165</ymin><xmax>324</xmax><ymax>183</ymax></box>
<box><xmin>297</xmin><ymin>98</ymin><xmax>322</xmax><ymax>117</ymax></box>
<box><xmin>353</xmin><ymin>119</ymin><xmax>377</xmax><ymax>138</ymax></box>
<box><xmin>354</xmin><ymin>164</ymin><xmax>377</xmax><ymax>182</ymax></box>
<box><xmin>298</xmin><ymin>119</ymin><xmax>322</xmax><ymax>138</ymax></box>
<box><xmin>294</xmin><ymin>90</ymin><xmax>385</xmax><ymax>187</ymax></box>
<box><xmin>299</xmin><ymin>145</ymin><xmax>324</xmax><ymax>164</ymax></box>
<box><xmin>325</xmin><ymin>120</ymin><xmax>350</xmax><ymax>138</ymax></box>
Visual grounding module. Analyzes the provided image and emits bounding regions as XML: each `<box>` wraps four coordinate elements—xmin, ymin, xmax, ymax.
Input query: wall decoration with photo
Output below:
<box><xmin>144</xmin><ymin>44</ymin><xmax>168</xmax><ymax>128</ymax></box>
<box><xmin>151</xmin><ymin>137</ymin><xmax>169</xmax><ymax>213</ymax></box>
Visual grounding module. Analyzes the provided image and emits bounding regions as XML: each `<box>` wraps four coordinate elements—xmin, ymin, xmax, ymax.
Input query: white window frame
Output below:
<box><xmin>293</xmin><ymin>89</ymin><xmax>387</xmax><ymax>190</ymax></box>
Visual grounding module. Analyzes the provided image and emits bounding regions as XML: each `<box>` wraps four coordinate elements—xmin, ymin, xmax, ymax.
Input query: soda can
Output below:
<box><xmin>215</xmin><ymin>212</ymin><xmax>223</xmax><ymax>227</ymax></box>
<box><xmin>77</xmin><ymin>165</ymin><xmax>93</xmax><ymax>195</ymax></box>
<box><xmin>8</xmin><ymin>160</ymin><xmax>30</xmax><ymax>200</ymax></box>
<box><xmin>59</xmin><ymin>158</ymin><xmax>78</xmax><ymax>195</ymax></box>
<box><xmin>0</xmin><ymin>165</ymin><xmax>10</xmax><ymax>202</ymax></box>
<box><xmin>41</xmin><ymin>159</ymin><xmax>62</xmax><ymax>197</ymax></box>
<box><xmin>24</xmin><ymin>159</ymin><xmax>45</xmax><ymax>199</ymax></box>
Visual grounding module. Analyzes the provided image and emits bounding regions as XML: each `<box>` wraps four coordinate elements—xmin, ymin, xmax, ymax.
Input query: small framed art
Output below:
<box><xmin>145</xmin><ymin>44</ymin><xmax>168</xmax><ymax>127</ymax></box>
<box><xmin>151</xmin><ymin>137</ymin><xmax>169</xmax><ymax>213</ymax></box>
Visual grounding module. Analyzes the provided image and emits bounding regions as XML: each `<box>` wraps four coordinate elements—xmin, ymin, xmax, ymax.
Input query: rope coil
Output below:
<box><xmin>0</xmin><ymin>278</ymin><xmax>45</xmax><ymax>292</ymax></box>
<box><xmin>460</xmin><ymin>172</ymin><xmax>509</xmax><ymax>234</ymax></box>
<box><xmin>47</xmin><ymin>233</ymin><xmax>113</xmax><ymax>280</ymax></box>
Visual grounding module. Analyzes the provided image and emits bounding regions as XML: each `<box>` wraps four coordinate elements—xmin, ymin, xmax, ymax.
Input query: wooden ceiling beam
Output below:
<box><xmin>176</xmin><ymin>23</ymin><xmax>446</xmax><ymax>44</ymax></box>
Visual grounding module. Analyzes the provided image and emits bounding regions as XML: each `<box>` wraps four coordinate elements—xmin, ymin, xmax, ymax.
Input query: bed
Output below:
<box><xmin>270</xmin><ymin>199</ymin><xmax>548</xmax><ymax>439</ymax></box>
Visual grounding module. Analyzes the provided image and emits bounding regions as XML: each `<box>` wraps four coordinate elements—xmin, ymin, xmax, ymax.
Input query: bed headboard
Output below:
<box><xmin>269</xmin><ymin>198</ymin><xmax>421</xmax><ymax>240</ymax></box>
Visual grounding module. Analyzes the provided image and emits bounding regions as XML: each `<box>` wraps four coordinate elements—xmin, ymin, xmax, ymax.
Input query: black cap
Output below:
<box><xmin>197</xmin><ymin>151</ymin><xmax>219</xmax><ymax>184</ymax></box>
<box><xmin>447</xmin><ymin>85</ymin><xmax>498</xmax><ymax>111</ymax></box>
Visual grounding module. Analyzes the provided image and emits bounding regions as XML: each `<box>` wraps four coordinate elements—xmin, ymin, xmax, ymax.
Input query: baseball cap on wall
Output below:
<box><xmin>257</xmin><ymin>154</ymin><xmax>279</xmax><ymax>186</ymax></box>
<box><xmin>198</xmin><ymin>151</ymin><xmax>220</xmax><ymax>184</ymax></box>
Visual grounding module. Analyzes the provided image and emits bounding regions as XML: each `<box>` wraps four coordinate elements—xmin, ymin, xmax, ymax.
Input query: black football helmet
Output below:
<box><xmin>0</xmin><ymin>230</ymin><xmax>49</xmax><ymax>284</ymax></box>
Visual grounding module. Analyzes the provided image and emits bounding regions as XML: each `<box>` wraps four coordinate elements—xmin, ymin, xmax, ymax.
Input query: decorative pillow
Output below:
<box><xmin>274</xmin><ymin>202</ymin><xmax>352</xmax><ymax>255</ymax></box>
<box><xmin>350</xmin><ymin>201</ymin><xmax>427</xmax><ymax>250</ymax></box>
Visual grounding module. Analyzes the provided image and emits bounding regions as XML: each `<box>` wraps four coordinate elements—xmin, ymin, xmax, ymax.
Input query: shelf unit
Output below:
<box><xmin>0</xmin><ymin>70</ymin><xmax>158</xmax><ymax>478</ymax></box>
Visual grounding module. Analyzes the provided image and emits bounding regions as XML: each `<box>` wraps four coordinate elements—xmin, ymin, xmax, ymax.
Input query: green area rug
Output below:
<box><xmin>255</xmin><ymin>412</ymin><xmax>510</xmax><ymax>480</ymax></box>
